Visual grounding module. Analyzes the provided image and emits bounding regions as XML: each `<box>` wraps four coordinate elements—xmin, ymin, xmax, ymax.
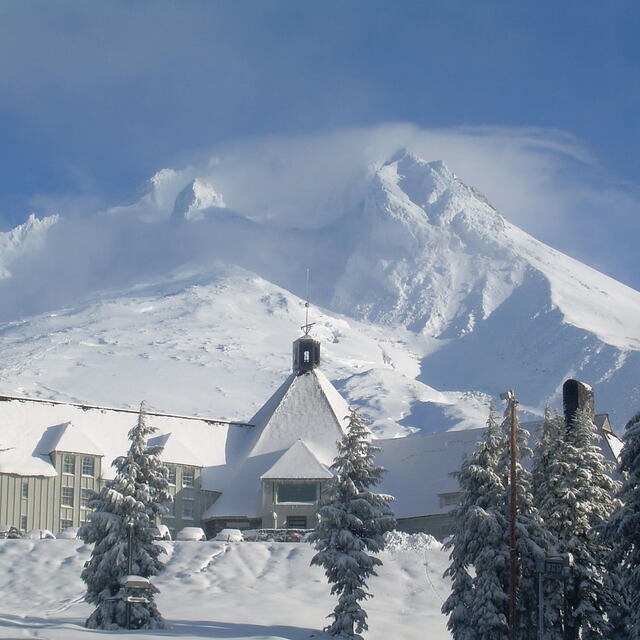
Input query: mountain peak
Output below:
<box><xmin>171</xmin><ymin>179</ymin><xmax>226</xmax><ymax>222</ymax></box>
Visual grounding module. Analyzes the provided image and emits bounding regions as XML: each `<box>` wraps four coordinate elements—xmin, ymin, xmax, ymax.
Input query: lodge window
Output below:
<box><xmin>81</xmin><ymin>457</ymin><xmax>95</xmax><ymax>476</ymax></box>
<box><xmin>286</xmin><ymin>516</ymin><xmax>307</xmax><ymax>529</ymax></box>
<box><xmin>276</xmin><ymin>482</ymin><xmax>317</xmax><ymax>503</ymax></box>
<box><xmin>61</xmin><ymin>487</ymin><xmax>74</xmax><ymax>507</ymax></box>
<box><xmin>182</xmin><ymin>498</ymin><xmax>194</xmax><ymax>519</ymax></box>
<box><xmin>167</xmin><ymin>465</ymin><xmax>176</xmax><ymax>486</ymax></box>
<box><xmin>20</xmin><ymin>515</ymin><xmax>27</xmax><ymax>531</ymax></box>
<box><xmin>303</xmin><ymin>350</ymin><xmax>310</xmax><ymax>363</ymax></box>
<box><xmin>80</xmin><ymin>488</ymin><xmax>93</xmax><ymax>509</ymax></box>
<box><xmin>21</xmin><ymin>482</ymin><xmax>29</xmax><ymax>499</ymax></box>
<box><xmin>62</xmin><ymin>455</ymin><xmax>76</xmax><ymax>475</ymax></box>
<box><xmin>182</xmin><ymin>468</ymin><xmax>195</xmax><ymax>488</ymax></box>
<box><xmin>60</xmin><ymin>519</ymin><xmax>73</xmax><ymax>530</ymax></box>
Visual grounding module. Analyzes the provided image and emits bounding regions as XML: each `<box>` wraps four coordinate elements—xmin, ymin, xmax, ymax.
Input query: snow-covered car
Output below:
<box><xmin>24</xmin><ymin>529</ymin><xmax>55</xmax><ymax>540</ymax></box>
<box><xmin>214</xmin><ymin>528</ymin><xmax>243</xmax><ymax>542</ymax></box>
<box><xmin>150</xmin><ymin>524</ymin><xmax>171</xmax><ymax>541</ymax></box>
<box><xmin>176</xmin><ymin>527</ymin><xmax>206</xmax><ymax>541</ymax></box>
<box><xmin>0</xmin><ymin>524</ymin><xmax>21</xmax><ymax>539</ymax></box>
<box><xmin>56</xmin><ymin>526</ymin><xmax>80</xmax><ymax>539</ymax></box>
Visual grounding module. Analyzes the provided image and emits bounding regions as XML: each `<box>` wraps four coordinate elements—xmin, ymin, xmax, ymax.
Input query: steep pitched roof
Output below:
<box><xmin>261</xmin><ymin>440</ymin><xmax>333</xmax><ymax>480</ymax></box>
<box><xmin>204</xmin><ymin>368</ymin><xmax>349</xmax><ymax>519</ymax></box>
<box><xmin>247</xmin><ymin>369</ymin><xmax>349</xmax><ymax>465</ymax></box>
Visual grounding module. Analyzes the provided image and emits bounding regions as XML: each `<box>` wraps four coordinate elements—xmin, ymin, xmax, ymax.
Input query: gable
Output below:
<box><xmin>261</xmin><ymin>440</ymin><xmax>333</xmax><ymax>480</ymax></box>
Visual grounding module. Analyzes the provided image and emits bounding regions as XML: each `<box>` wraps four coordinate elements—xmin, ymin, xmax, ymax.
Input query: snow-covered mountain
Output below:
<box><xmin>0</xmin><ymin>149</ymin><xmax>638</xmax><ymax>433</ymax></box>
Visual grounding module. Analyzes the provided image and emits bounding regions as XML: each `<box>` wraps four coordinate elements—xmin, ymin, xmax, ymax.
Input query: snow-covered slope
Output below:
<box><xmin>0</xmin><ymin>538</ymin><xmax>450</xmax><ymax>640</ymax></box>
<box><xmin>1</xmin><ymin>148</ymin><xmax>639</xmax><ymax>429</ymax></box>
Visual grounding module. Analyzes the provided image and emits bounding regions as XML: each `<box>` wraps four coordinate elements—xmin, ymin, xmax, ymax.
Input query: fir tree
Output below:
<box><xmin>531</xmin><ymin>406</ymin><xmax>564</xmax><ymax>506</ymax></box>
<box><xmin>79</xmin><ymin>403</ymin><xmax>171</xmax><ymax>629</ymax></box>
<box><xmin>497</xmin><ymin>411</ymin><xmax>553</xmax><ymax>640</ymax></box>
<box><xmin>536</xmin><ymin>407</ymin><xmax>619</xmax><ymax>639</ymax></box>
<box><xmin>443</xmin><ymin>401</ymin><xmax>553</xmax><ymax>640</ymax></box>
<box><xmin>606</xmin><ymin>410</ymin><xmax>640</xmax><ymax>637</ymax></box>
<box><xmin>442</xmin><ymin>403</ymin><xmax>508</xmax><ymax>640</ymax></box>
<box><xmin>528</xmin><ymin>407</ymin><xmax>568</xmax><ymax>639</ymax></box>
<box><xmin>309</xmin><ymin>408</ymin><xmax>396</xmax><ymax>640</ymax></box>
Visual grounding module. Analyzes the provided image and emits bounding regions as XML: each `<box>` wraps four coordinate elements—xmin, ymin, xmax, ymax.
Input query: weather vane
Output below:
<box><xmin>301</xmin><ymin>267</ymin><xmax>315</xmax><ymax>336</ymax></box>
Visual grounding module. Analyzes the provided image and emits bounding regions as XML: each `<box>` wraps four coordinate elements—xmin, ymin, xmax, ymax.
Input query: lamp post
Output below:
<box><xmin>535</xmin><ymin>553</ymin><xmax>574</xmax><ymax>640</ymax></box>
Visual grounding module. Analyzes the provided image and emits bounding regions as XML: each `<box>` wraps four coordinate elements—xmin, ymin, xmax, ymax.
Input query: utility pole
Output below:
<box><xmin>126</xmin><ymin>520</ymin><xmax>134</xmax><ymax>629</ymax></box>
<box><xmin>501</xmin><ymin>390</ymin><xmax>519</xmax><ymax>640</ymax></box>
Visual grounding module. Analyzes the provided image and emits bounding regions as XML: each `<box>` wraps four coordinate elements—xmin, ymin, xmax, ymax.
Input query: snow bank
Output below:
<box><xmin>0</xmin><ymin>539</ymin><xmax>452</xmax><ymax>639</ymax></box>
<box><xmin>384</xmin><ymin>530</ymin><xmax>441</xmax><ymax>552</ymax></box>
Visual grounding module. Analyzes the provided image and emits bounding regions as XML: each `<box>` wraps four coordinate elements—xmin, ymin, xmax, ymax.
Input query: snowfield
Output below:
<box><xmin>0</xmin><ymin>537</ymin><xmax>451</xmax><ymax>640</ymax></box>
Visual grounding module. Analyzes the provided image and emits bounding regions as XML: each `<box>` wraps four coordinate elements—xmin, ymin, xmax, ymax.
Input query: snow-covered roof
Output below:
<box><xmin>204</xmin><ymin>368</ymin><xmax>349</xmax><ymax>518</ymax></box>
<box><xmin>37</xmin><ymin>422</ymin><xmax>104</xmax><ymax>457</ymax></box>
<box><xmin>146</xmin><ymin>432</ymin><xmax>203</xmax><ymax>467</ymax></box>
<box><xmin>376</xmin><ymin>413</ymin><xmax>623</xmax><ymax>520</ymax></box>
<box><xmin>377</xmin><ymin>428</ymin><xmax>485</xmax><ymax>518</ymax></box>
<box><xmin>0</xmin><ymin>396</ymin><xmax>246</xmax><ymax>479</ymax></box>
<box><xmin>246</xmin><ymin>369</ymin><xmax>349</xmax><ymax>464</ymax></box>
<box><xmin>261</xmin><ymin>440</ymin><xmax>333</xmax><ymax>480</ymax></box>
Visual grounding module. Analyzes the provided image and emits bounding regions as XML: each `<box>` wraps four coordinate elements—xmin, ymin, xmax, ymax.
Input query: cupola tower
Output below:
<box><xmin>293</xmin><ymin>270</ymin><xmax>321</xmax><ymax>374</ymax></box>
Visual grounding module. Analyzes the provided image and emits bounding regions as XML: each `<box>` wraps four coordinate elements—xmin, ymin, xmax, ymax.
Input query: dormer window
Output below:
<box><xmin>303</xmin><ymin>350</ymin><xmax>310</xmax><ymax>363</ymax></box>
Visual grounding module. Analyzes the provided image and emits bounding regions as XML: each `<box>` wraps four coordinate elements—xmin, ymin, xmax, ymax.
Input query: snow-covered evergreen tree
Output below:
<box><xmin>79</xmin><ymin>403</ymin><xmax>171</xmax><ymax>629</ymax></box>
<box><xmin>536</xmin><ymin>407</ymin><xmax>619</xmax><ymax>639</ymax></box>
<box><xmin>526</xmin><ymin>407</ymin><xmax>567</xmax><ymax>639</ymax></box>
<box><xmin>443</xmin><ymin>401</ymin><xmax>553</xmax><ymax>640</ymax></box>
<box><xmin>497</xmin><ymin>410</ymin><xmax>554</xmax><ymax>640</ymax></box>
<box><xmin>605</xmin><ymin>410</ymin><xmax>640</xmax><ymax>637</ymax></box>
<box><xmin>442</xmin><ymin>404</ymin><xmax>508</xmax><ymax>640</ymax></box>
<box><xmin>309</xmin><ymin>408</ymin><xmax>396</xmax><ymax>640</ymax></box>
<box><xmin>531</xmin><ymin>406</ymin><xmax>564</xmax><ymax>506</ymax></box>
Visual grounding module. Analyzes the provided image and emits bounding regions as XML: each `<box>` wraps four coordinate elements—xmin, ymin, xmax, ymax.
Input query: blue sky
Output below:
<box><xmin>1</xmin><ymin>1</ymin><xmax>639</xmax><ymax>287</ymax></box>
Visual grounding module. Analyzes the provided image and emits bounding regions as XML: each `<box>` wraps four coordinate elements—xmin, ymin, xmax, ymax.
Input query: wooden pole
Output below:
<box><xmin>508</xmin><ymin>393</ymin><xmax>518</xmax><ymax>640</ymax></box>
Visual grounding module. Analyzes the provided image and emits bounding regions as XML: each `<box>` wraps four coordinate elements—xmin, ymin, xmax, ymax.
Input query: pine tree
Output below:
<box><xmin>79</xmin><ymin>403</ymin><xmax>171</xmax><ymax>629</ymax></box>
<box><xmin>498</xmin><ymin>413</ymin><xmax>553</xmax><ymax>640</ymax></box>
<box><xmin>529</xmin><ymin>407</ymin><xmax>566</xmax><ymax>640</ymax></box>
<box><xmin>536</xmin><ymin>407</ymin><xmax>619</xmax><ymax>639</ymax></box>
<box><xmin>443</xmin><ymin>401</ymin><xmax>553</xmax><ymax>640</ymax></box>
<box><xmin>309</xmin><ymin>408</ymin><xmax>396</xmax><ymax>640</ymax></box>
<box><xmin>531</xmin><ymin>406</ymin><xmax>564</xmax><ymax>505</ymax></box>
<box><xmin>606</xmin><ymin>410</ymin><xmax>640</xmax><ymax>637</ymax></box>
<box><xmin>442</xmin><ymin>404</ymin><xmax>509</xmax><ymax>640</ymax></box>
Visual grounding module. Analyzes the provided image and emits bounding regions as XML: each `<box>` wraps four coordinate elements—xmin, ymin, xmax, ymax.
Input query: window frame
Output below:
<box><xmin>275</xmin><ymin>482</ymin><xmax>317</xmax><ymax>504</ymax></box>
<box><xmin>81</xmin><ymin>456</ymin><xmax>95</xmax><ymax>477</ymax></box>
<box><xmin>80</xmin><ymin>488</ymin><xmax>92</xmax><ymax>509</ymax></box>
<box><xmin>61</xmin><ymin>486</ymin><xmax>75</xmax><ymax>508</ymax></box>
<box><xmin>62</xmin><ymin>454</ymin><xmax>76</xmax><ymax>475</ymax></box>
<box><xmin>181</xmin><ymin>498</ymin><xmax>195</xmax><ymax>519</ymax></box>
<box><xmin>182</xmin><ymin>467</ymin><xmax>195</xmax><ymax>488</ymax></box>
<box><xmin>286</xmin><ymin>515</ymin><xmax>308</xmax><ymax>529</ymax></box>
<box><xmin>21</xmin><ymin>481</ymin><xmax>29</xmax><ymax>499</ymax></box>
